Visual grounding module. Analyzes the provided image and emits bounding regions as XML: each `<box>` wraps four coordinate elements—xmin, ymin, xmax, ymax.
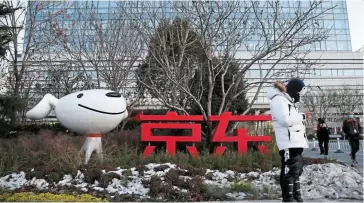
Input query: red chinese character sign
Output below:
<box><xmin>133</xmin><ymin>111</ymin><xmax>272</xmax><ymax>158</ymax></box>
<box><xmin>210</xmin><ymin>112</ymin><xmax>272</xmax><ymax>155</ymax></box>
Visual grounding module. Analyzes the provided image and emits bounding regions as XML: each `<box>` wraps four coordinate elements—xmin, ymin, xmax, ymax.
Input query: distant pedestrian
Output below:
<box><xmin>342</xmin><ymin>113</ymin><xmax>362</xmax><ymax>165</ymax></box>
<box><xmin>317</xmin><ymin>118</ymin><xmax>329</xmax><ymax>156</ymax></box>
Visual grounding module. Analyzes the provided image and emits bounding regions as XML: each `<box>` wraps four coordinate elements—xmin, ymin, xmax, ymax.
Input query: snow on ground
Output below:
<box><xmin>0</xmin><ymin>163</ymin><xmax>362</xmax><ymax>201</ymax></box>
<box><xmin>301</xmin><ymin>163</ymin><xmax>363</xmax><ymax>199</ymax></box>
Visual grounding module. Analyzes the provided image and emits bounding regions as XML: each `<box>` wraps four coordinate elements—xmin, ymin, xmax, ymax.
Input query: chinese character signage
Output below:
<box><xmin>133</xmin><ymin>111</ymin><xmax>272</xmax><ymax>158</ymax></box>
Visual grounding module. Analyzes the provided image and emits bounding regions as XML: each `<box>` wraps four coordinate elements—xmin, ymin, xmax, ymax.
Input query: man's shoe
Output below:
<box><xmin>293</xmin><ymin>180</ymin><xmax>303</xmax><ymax>202</ymax></box>
<box><xmin>294</xmin><ymin>196</ymin><xmax>304</xmax><ymax>202</ymax></box>
<box><xmin>282</xmin><ymin>198</ymin><xmax>295</xmax><ymax>202</ymax></box>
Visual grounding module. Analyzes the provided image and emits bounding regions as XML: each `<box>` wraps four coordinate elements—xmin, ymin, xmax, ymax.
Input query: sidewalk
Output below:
<box><xmin>303</xmin><ymin>148</ymin><xmax>363</xmax><ymax>173</ymax></box>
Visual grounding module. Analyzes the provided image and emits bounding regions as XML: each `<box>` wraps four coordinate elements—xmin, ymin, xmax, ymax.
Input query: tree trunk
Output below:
<box><xmin>10</xmin><ymin>80</ymin><xmax>20</xmax><ymax>125</ymax></box>
<box><xmin>204</xmin><ymin>121</ymin><xmax>214</xmax><ymax>152</ymax></box>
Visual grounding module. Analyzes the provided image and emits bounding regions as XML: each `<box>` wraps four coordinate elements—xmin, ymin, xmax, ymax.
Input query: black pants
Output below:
<box><xmin>279</xmin><ymin>148</ymin><xmax>304</xmax><ymax>202</ymax></box>
<box><xmin>318</xmin><ymin>139</ymin><xmax>329</xmax><ymax>155</ymax></box>
<box><xmin>349</xmin><ymin>138</ymin><xmax>360</xmax><ymax>161</ymax></box>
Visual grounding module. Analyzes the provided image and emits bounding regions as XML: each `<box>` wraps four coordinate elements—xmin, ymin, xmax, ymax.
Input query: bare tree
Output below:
<box><xmin>34</xmin><ymin>62</ymin><xmax>93</xmax><ymax>99</ymax></box>
<box><xmin>133</xmin><ymin>1</ymin><xmax>332</xmax><ymax>143</ymax></box>
<box><xmin>51</xmin><ymin>1</ymin><xmax>143</xmax><ymax>104</ymax></box>
<box><xmin>334</xmin><ymin>86</ymin><xmax>363</xmax><ymax>118</ymax></box>
<box><xmin>1</xmin><ymin>0</ymin><xmax>73</xmax><ymax>123</ymax></box>
<box><xmin>302</xmin><ymin>88</ymin><xmax>337</xmax><ymax>122</ymax></box>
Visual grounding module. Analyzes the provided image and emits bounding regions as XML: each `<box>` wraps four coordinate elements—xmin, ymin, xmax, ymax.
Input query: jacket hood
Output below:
<box><xmin>267</xmin><ymin>87</ymin><xmax>284</xmax><ymax>100</ymax></box>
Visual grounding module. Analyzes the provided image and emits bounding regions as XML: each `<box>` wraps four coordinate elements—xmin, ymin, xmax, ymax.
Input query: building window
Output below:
<box><xmin>334</xmin><ymin>20</ymin><xmax>347</xmax><ymax>29</ymax></box>
<box><xmin>354</xmin><ymin>69</ymin><xmax>363</xmax><ymax>76</ymax></box>
<box><xmin>337</xmin><ymin>41</ymin><xmax>349</xmax><ymax>50</ymax></box>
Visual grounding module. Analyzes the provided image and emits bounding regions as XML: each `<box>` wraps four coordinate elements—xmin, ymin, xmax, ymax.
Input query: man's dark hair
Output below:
<box><xmin>318</xmin><ymin>118</ymin><xmax>325</xmax><ymax>123</ymax></box>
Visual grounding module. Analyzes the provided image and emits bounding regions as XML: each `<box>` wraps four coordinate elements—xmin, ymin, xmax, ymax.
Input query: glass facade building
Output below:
<box><xmin>25</xmin><ymin>0</ymin><xmax>352</xmax><ymax>52</ymax></box>
<box><xmin>23</xmin><ymin>0</ymin><xmax>362</xmax><ymax>117</ymax></box>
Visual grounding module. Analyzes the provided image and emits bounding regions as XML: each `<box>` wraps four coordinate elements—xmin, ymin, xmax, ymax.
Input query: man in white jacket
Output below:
<box><xmin>267</xmin><ymin>78</ymin><xmax>309</xmax><ymax>202</ymax></box>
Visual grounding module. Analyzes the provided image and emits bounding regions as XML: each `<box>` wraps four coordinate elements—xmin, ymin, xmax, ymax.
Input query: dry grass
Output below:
<box><xmin>0</xmin><ymin>130</ymin><xmax>336</xmax><ymax>178</ymax></box>
<box><xmin>0</xmin><ymin>130</ymin><xmax>342</xmax><ymax>202</ymax></box>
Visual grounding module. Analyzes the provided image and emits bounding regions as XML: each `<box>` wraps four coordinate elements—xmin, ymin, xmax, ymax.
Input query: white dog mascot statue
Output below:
<box><xmin>26</xmin><ymin>89</ymin><xmax>128</xmax><ymax>164</ymax></box>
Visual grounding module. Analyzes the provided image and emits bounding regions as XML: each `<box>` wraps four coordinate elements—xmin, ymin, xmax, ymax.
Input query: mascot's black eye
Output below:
<box><xmin>77</xmin><ymin>93</ymin><xmax>83</xmax><ymax>98</ymax></box>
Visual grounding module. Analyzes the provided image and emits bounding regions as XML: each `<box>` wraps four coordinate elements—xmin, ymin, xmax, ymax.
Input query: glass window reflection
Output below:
<box><xmin>321</xmin><ymin>70</ymin><xmax>332</xmax><ymax>77</ymax></box>
<box><xmin>343</xmin><ymin>69</ymin><xmax>355</xmax><ymax>76</ymax></box>
<box><xmin>354</xmin><ymin>69</ymin><xmax>363</xmax><ymax>76</ymax></box>
<box><xmin>98</xmin><ymin>1</ymin><xmax>109</xmax><ymax>8</ymax></box>
<box><xmin>326</xmin><ymin>41</ymin><xmax>337</xmax><ymax>50</ymax></box>
<box><xmin>337</xmin><ymin>41</ymin><xmax>349</xmax><ymax>50</ymax></box>
<box><xmin>335</xmin><ymin>20</ymin><xmax>347</xmax><ymax>29</ymax></box>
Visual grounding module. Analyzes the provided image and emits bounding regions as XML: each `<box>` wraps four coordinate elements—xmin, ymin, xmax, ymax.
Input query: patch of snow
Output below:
<box><xmin>181</xmin><ymin>189</ymin><xmax>188</xmax><ymax>193</ymax></box>
<box><xmin>247</xmin><ymin>171</ymin><xmax>260</xmax><ymax>179</ymax></box>
<box><xmin>105</xmin><ymin>178</ymin><xmax>149</xmax><ymax>197</ymax></box>
<box><xmin>74</xmin><ymin>170</ymin><xmax>84</xmax><ymax>183</ymax></box>
<box><xmin>226</xmin><ymin>192</ymin><xmax>247</xmax><ymax>200</ymax></box>
<box><xmin>171</xmin><ymin>186</ymin><xmax>187</xmax><ymax>193</ymax></box>
<box><xmin>25</xmin><ymin>177</ymin><xmax>49</xmax><ymax>190</ymax></box>
<box><xmin>0</xmin><ymin>163</ymin><xmax>361</xmax><ymax>201</ymax></box>
<box><xmin>109</xmin><ymin>169</ymin><xmax>123</xmax><ymax>177</ymax></box>
<box><xmin>57</xmin><ymin>174</ymin><xmax>73</xmax><ymax>186</ymax></box>
<box><xmin>91</xmin><ymin>180</ymin><xmax>100</xmax><ymax>187</ymax></box>
<box><xmin>250</xmin><ymin>164</ymin><xmax>363</xmax><ymax>200</ymax></box>
<box><xmin>203</xmin><ymin>169</ymin><xmax>236</xmax><ymax>188</ymax></box>
<box><xmin>301</xmin><ymin>163</ymin><xmax>363</xmax><ymax>200</ymax></box>
<box><xmin>0</xmin><ymin>172</ymin><xmax>49</xmax><ymax>191</ymax></box>
<box><xmin>75</xmin><ymin>182</ymin><xmax>88</xmax><ymax>192</ymax></box>
<box><xmin>0</xmin><ymin>172</ymin><xmax>27</xmax><ymax>190</ymax></box>
<box><xmin>93</xmin><ymin>186</ymin><xmax>105</xmax><ymax>192</ymax></box>
<box><xmin>143</xmin><ymin>163</ymin><xmax>176</xmax><ymax>178</ymax></box>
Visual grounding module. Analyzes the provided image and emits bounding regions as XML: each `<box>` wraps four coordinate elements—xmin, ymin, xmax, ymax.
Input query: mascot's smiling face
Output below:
<box><xmin>55</xmin><ymin>89</ymin><xmax>128</xmax><ymax>134</ymax></box>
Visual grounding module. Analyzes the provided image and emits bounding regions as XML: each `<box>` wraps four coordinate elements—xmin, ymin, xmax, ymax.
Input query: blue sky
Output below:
<box><xmin>347</xmin><ymin>0</ymin><xmax>364</xmax><ymax>51</ymax></box>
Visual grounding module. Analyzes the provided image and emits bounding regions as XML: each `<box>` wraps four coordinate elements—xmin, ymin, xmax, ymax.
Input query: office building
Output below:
<box><xmin>22</xmin><ymin>1</ymin><xmax>363</xmax><ymax>128</ymax></box>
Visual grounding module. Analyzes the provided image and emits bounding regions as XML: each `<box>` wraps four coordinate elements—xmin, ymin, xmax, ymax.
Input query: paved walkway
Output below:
<box><xmin>303</xmin><ymin>148</ymin><xmax>363</xmax><ymax>173</ymax></box>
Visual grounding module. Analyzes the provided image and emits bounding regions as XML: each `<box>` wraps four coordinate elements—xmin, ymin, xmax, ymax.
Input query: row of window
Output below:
<box><xmin>240</xmin><ymin>40</ymin><xmax>351</xmax><ymax>51</ymax></box>
<box><xmin>33</xmin><ymin>8</ymin><xmax>349</xmax><ymax>18</ymax></box>
<box><xmin>44</xmin><ymin>0</ymin><xmax>347</xmax><ymax>9</ymax></box>
<box><xmin>245</xmin><ymin>69</ymin><xmax>363</xmax><ymax>79</ymax></box>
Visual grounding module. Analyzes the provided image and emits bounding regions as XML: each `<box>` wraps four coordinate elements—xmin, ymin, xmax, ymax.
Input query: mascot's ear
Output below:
<box><xmin>26</xmin><ymin>94</ymin><xmax>59</xmax><ymax>120</ymax></box>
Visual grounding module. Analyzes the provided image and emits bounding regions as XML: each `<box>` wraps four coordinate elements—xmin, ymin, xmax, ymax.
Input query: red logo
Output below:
<box><xmin>133</xmin><ymin>111</ymin><xmax>272</xmax><ymax>158</ymax></box>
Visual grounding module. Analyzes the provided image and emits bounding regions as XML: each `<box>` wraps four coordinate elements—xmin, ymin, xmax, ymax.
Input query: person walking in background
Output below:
<box><xmin>317</xmin><ymin>118</ymin><xmax>329</xmax><ymax>156</ymax></box>
<box><xmin>267</xmin><ymin>79</ymin><xmax>309</xmax><ymax>202</ymax></box>
<box><xmin>342</xmin><ymin>112</ymin><xmax>362</xmax><ymax>166</ymax></box>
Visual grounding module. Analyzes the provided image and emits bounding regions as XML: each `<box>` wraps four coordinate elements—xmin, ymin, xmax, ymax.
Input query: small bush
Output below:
<box><xmin>165</xmin><ymin>169</ymin><xmax>189</xmax><ymax>189</ymax></box>
<box><xmin>153</xmin><ymin>164</ymin><xmax>170</xmax><ymax>172</ymax></box>
<box><xmin>205</xmin><ymin>186</ymin><xmax>230</xmax><ymax>201</ymax></box>
<box><xmin>99</xmin><ymin>173</ymin><xmax>121</xmax><ymax>188</ymax></box>
<box><xmin>187</xmin><ymin>176</ymin><xmax>208</xmax><ymax>201</ymax></box>
<box><xmin>230</xmin><ymin>181</ymin><xmax>253</xmax><ymax>193</ymax></box>
<box><xmin>148</xmin><ymin>175</ymin><xmax>166</xmax><ymax>197</ymax></box>
<box><xmin>0</xmin><ymin>192</ymin><xmax>107</xmax><ymax>202</ymax></box>
<box><xmin>80</xmin><ymin>167</ymin><xmax>102</xmax><ymax>184</ymax></box>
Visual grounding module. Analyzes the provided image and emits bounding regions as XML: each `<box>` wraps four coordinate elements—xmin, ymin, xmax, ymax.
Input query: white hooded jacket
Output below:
<box><xmin>267</xmin><ymin>87</ymin><xmax>309</xmax><ymax>150</ymax></box>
